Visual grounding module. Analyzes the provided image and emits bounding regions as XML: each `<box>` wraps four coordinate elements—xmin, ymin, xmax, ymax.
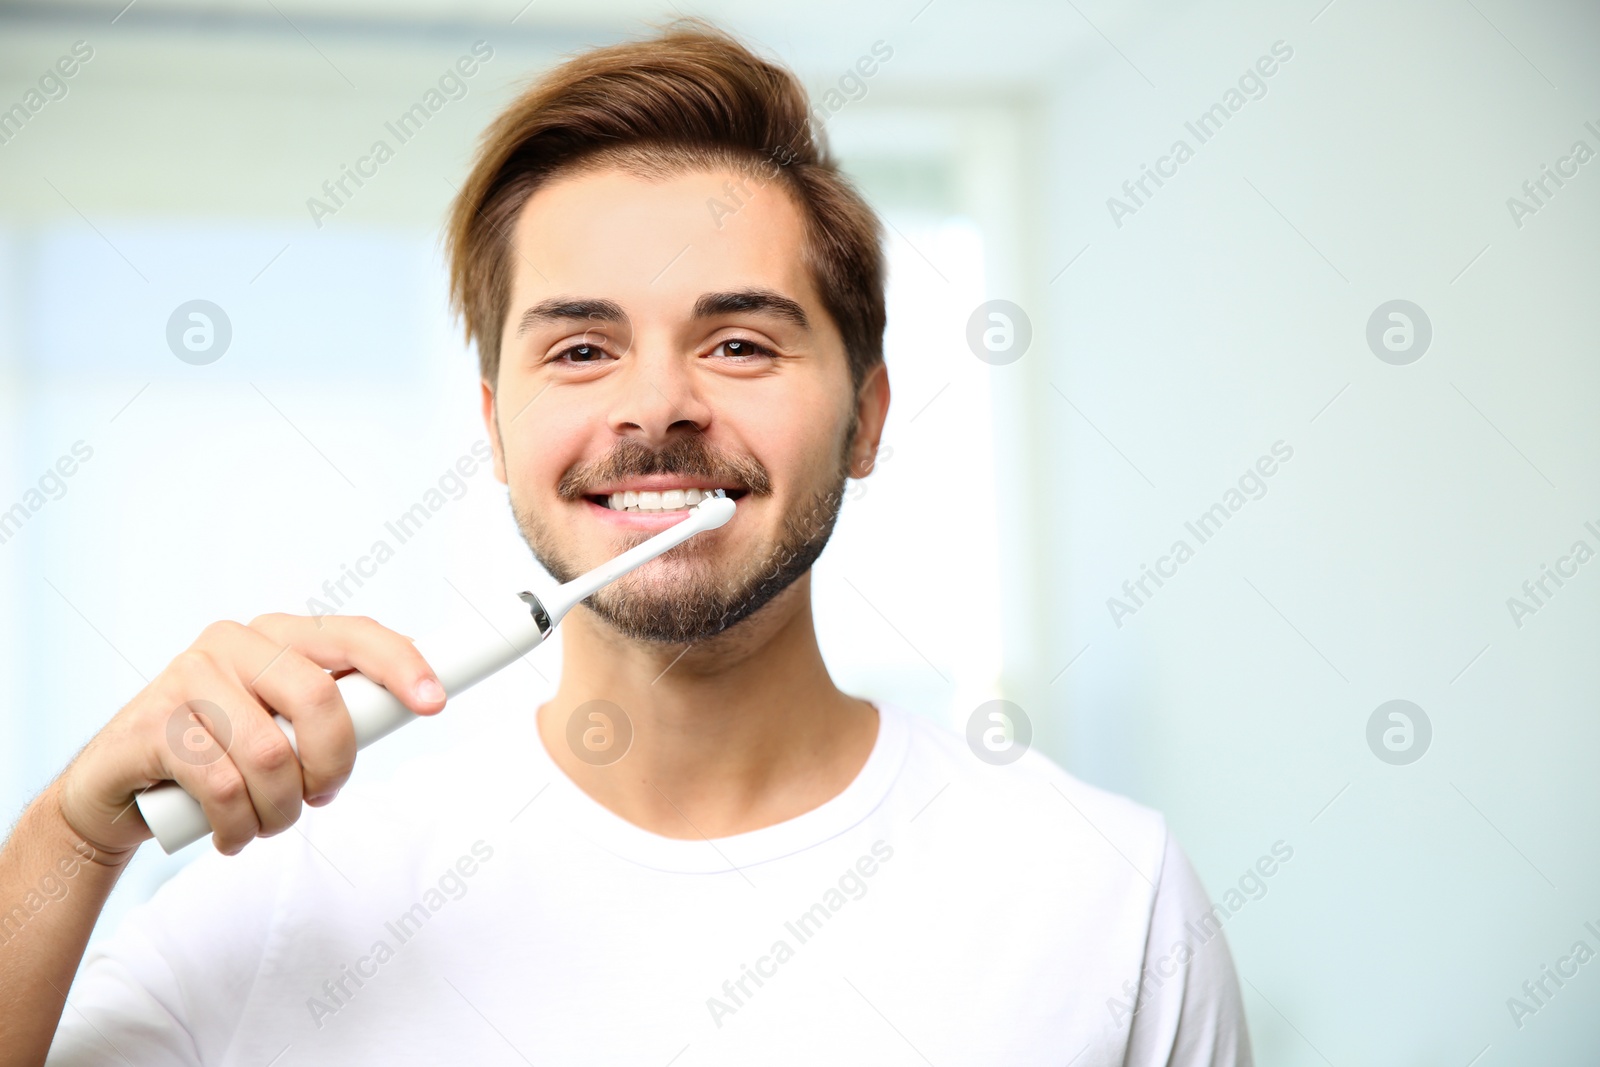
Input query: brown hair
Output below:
<box><xmin>445</xmin><ymin>19</ymin><xmax>886</xmax><ymax>393</ymax></box>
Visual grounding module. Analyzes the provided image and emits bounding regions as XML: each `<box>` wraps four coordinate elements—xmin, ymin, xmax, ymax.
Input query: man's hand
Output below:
<box><xmin>54</xmin><ymin>614</ymin><xmax>446</xmax><ymax>858</ymax></box>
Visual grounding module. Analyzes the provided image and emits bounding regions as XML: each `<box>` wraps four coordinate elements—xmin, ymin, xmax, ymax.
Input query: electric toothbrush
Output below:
<box><xmin>135</xmin><ymin>493</ymin><xmax>736</xmax><ymax>853</ymax></box>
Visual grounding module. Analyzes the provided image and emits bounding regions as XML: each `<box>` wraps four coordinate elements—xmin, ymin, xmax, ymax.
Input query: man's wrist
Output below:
<box><xmin>35</xmin><ymin>780</ymin><xmax>139</xmax><ymax>872</ymax></box>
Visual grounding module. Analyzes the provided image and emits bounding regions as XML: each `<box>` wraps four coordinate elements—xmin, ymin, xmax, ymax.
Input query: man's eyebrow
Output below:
<box><xmin>516</xmin><ymin>298</ymin><xmax>627</xmax><ymax>336</ymax></box>
<box><xmin>693</xmin><ymin>289</ymin><xmax>810</xmax><ymax>331</ymax></box>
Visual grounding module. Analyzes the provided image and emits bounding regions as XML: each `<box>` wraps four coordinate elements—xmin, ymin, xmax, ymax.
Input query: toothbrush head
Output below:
<box><xmin>694</xmin><ymin>490</ymin><xmax>737</xmax><ymax>530</ymax></box>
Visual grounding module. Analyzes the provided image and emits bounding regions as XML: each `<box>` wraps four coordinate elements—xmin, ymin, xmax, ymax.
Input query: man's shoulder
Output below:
<box><xmin>884</xmin><ymin>701</ymin><xmax>1170</xmax><ymax>887</ymax></box>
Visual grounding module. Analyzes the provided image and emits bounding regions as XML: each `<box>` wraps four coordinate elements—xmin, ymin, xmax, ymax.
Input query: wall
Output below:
<box><xmin>1037</xmin><ymin>2</ymin><xmax>1600</xmax><ymax>1061</ymax></box>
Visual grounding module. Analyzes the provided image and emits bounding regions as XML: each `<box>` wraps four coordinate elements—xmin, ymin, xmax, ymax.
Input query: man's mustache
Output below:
<box><xmin>557</xmin><ymin>436</ymin><xmax>773</xmax><ymax>500</ymax></box>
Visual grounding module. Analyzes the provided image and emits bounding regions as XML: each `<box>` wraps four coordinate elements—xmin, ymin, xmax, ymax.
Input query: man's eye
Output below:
<box><xmin>556</xmin><ymin>343</ymin><xmax>608</xmax><ymax>364</ymax></box>
<box><xmin>713</xmin><ymin>339</ymin><xmax>772</xmax><ymax>361</ymax></box>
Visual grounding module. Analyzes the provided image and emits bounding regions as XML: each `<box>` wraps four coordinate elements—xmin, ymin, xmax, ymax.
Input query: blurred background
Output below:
<box><xmin>2</xmin><ymin>0</ymin><xmax>1597</xmax><ymax>1061</ymax></box>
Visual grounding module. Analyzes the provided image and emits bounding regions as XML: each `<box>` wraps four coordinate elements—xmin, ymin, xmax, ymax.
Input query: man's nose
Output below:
<box><xmin>605</xmin><ymin>345</ymin><xmax>712</xmax><ymax>445</ymax></box>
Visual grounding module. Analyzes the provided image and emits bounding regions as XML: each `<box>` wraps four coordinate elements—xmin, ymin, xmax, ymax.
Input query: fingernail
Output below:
<box><xmin>416</xmin><ymin>678</ymin><xmax>446</xmax><ymax>703</ymax></box>
<box><xmin>307</xmin><ymin>789</ymin><xmax>340</xmax><ymax>807</ymax></box>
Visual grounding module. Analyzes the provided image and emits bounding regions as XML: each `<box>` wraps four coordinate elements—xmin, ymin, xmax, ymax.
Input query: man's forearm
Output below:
<box><xmin>0</xmin><ymin>784</ymin><xmax>136</xmax><ymax>1067</ymax></box>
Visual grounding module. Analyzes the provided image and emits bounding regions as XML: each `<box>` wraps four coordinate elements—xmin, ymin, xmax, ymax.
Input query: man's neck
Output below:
<box><xmin>535</xmin><ymin>574</ymin><xmax>879</xmax><ymax>839</ymax></box>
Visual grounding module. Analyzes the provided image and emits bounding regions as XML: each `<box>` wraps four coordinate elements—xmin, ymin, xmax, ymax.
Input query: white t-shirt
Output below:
<box><xmin>48</xmin><ymin>701</ymin><xmax>1251</xmax><ymax>1066</ymax></box>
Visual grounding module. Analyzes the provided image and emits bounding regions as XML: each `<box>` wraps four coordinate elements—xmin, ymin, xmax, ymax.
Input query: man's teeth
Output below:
<box><xmin>605</xmin><ymin>487</ymin><xmax>727</xmax><ymax>512</ymax></box>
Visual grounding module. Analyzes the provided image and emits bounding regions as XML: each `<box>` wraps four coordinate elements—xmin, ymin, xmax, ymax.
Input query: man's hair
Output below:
<box><xmin>446</xmin><ymin>19</ymin><xmax>886</xmax><ymax>392</ymax></box>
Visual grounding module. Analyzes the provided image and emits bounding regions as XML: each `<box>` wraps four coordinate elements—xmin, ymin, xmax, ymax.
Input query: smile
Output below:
<box><xmin>591</xmin><ymin>487</ymin><xmax>741</xmax><ymax>513</ymax></box>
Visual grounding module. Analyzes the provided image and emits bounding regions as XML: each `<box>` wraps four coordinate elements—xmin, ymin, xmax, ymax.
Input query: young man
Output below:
<box><xmin>2</xmin><ymin>22</ymin><xmax>1251</xmax><ymax>1066</ymax></box>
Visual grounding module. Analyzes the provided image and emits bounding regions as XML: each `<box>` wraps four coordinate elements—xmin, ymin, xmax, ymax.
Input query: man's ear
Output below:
<box><xmin>480</xmin><ymin>378</ymin><xmax>507</xmax><ymax>485</ymax></box>
<box><xmin>849</xmin><ymin>362</ymin><xmax>891</xmax><ymax>477</ymax></box>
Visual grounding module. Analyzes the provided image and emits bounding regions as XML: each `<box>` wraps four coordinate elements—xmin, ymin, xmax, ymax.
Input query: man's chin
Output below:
<box><xmin>557</xmin><ymin>547</ymin><xmax>761</xmax><ymax>644</ymax></box>
<box><xmin>584</xmin><ymin>581</ymin><xmax>750</xmax><ymax>645</ymax></box>
<box><xmin>533</xmin><ymin>530</ymin><xmax>818</xmax><ymax>645</ymax></box>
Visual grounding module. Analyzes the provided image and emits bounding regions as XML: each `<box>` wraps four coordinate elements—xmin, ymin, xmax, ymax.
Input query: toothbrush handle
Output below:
<box><xmin>135</xmin><ymin>603</ymin><xmax>551</xmax><ymax>854</ymax></box>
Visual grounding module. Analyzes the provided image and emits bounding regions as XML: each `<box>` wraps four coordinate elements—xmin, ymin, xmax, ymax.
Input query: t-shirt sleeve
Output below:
<box><xmin>1122</xmin><ymin>828</ymin><xmax>1254</xmax><ymax>1066</ymax></box>
<box><xmin>45</xmin><ymin>831</ymin><xmax>293</xmax><ymax>1066</ymax></box>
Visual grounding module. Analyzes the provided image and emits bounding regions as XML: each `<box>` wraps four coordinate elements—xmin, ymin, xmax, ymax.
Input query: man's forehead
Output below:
<box><xmin>507</xmin><ymin>165</ymin><xmax>817</xmax><ymax>310</ymax></box>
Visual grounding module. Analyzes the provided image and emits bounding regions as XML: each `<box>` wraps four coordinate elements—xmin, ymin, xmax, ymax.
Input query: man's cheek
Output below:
<box><xmin>508</xmin><ymin>425</ymin><xmax>581</xmax><ymax>498</ymax></box>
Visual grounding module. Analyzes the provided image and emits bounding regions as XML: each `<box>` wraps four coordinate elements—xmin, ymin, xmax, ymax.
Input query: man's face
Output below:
<box><xmin>483</xmin><ymin>163</ymin><xmax>883</xmax><ymax>643</ymax></box>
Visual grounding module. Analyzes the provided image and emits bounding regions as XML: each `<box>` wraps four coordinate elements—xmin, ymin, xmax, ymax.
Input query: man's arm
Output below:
<box><xmin>0</xmin><ymin>614</ymin><xmax>447</xmax><ymax>1067</ymax></box>
<box><xmin>0</xmin><ymin>784</ymin><xmax>134</xmax><ymax>1066</ymax></box>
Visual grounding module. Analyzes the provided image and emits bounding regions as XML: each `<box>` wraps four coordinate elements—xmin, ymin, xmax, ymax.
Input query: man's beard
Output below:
<box><xmin>508</xmin><ymin>432</ymin><xmax>852</xmax><ymax>644</ymax></box>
